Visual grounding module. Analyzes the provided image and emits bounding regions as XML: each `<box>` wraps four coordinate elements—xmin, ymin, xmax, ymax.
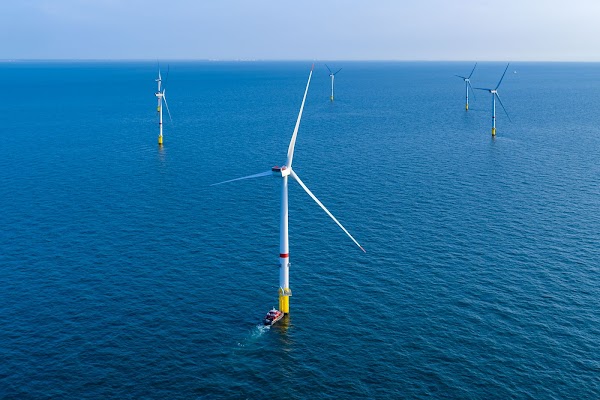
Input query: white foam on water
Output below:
<box><xmin>251</xmin><ymin>324</ymin><xmax>271</xmax><ymax>337</ymax></box>
<box><xmin>236</xmin><ymin>324</ymin><xmax>270</xmax><ymax>347</ymax></box>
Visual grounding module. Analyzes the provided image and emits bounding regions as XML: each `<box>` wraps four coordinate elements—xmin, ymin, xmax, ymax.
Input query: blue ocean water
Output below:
<box><xmin>1</xmin><ymin>61</ymin><xmax>599</xmax><ymax>399</ymax></box>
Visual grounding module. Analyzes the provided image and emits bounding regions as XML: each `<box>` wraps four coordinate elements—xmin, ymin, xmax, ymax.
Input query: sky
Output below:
<box><xmin>2</xmin><ymin>0</ymin><xmax>600</xmax><ymax>61</ymax></box>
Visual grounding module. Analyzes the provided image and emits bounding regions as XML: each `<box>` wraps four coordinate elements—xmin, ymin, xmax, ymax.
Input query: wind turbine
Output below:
<box><xmin>455</xmin><ymin>62</ymin><xmax>477</xmax><ymax>111</ymax></box>
<box><xmin>325</xmin><ymin>64</ymin><xmax>342</xmax><ymax>101</ymax></box>
<box><xmin>475</xmin><ymin>63</ymin><xmax>512</xmax><ymax>137</ymax></box>
<box><xmin>212</xmin><ymin>65</ymin><xmax>365</xmax><ymax>317</ymax></box>
<box><xmin>155</xmin><ymin>66</ymin><xmax>172</xmax><ymax>145</ymax></box>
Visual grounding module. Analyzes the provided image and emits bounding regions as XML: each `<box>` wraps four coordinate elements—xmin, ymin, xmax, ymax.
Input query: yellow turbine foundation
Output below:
<box><xmin>491</xmin><ymin>127</ymin><xmax>496</xmax><ymax>137</ymax></box>
<box><xmin>465</xmin><ymin>103</ymin><xmax>469</xmax><ymax>111</ymax></box>
<box><xmin>330</xmin><ymin>96</ymin><xmax>334</xmax><ymax>101</ymax></box>
<box><xmin>158</xmin><ymin>135</ymin><xmax>163</xmax><ymax>145</ymax></box>
<box><xmin>279</xmin><ymin>288</ymin><xmax>291</xmax><ymax>314</ymax></box>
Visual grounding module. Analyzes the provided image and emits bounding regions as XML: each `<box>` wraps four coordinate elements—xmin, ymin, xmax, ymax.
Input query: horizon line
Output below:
<box><xmin>2</xmin><ymin>58</ymin><xmax>600</xmax><ymax>63</ymax></box>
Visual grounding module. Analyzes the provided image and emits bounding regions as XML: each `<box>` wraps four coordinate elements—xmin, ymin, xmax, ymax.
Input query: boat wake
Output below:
<box><xmin>252</xmin><ymin>324</ymin><xmax>271</xmax><ymax>337</ymax></box>
<box><xmin>236</xmin><ymin>324</ymin><xmax>270</xmax><ymax>347</ymax></box>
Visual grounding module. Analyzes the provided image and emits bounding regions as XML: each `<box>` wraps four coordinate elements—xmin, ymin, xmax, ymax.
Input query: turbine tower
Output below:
<box><xmin>325</xmin><ymin>64</ymin><xmax>342</xmax><ymax>101</ymax></box>
<box><xmin>213</xmin><ymin>65</ymin><xmax>365</xmax><ymax>317</ymax></box>
<box><xmin>455</xmin><ymin>63</ymin><xmax>477</xmax><ymax>111</ymax></box>
<box><xmin>475</xmin><ymin>63</ymin><xmax>511</xmax><ymax>137</ymax></box>
<box><xmin>155</xmin><ymin>66</ymin><xmax>172</xmax><ymax>145</ymax></box>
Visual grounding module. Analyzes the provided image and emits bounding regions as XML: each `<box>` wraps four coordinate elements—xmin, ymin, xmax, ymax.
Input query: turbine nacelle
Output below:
<box><xmin>272</xmin><ymin>165</ymin><xmax>291</xmax><ymax>177</ymax></box>
<box><xmin>326</xmin><ymin>65</ymin><xmax>342</xmax><ymax>78</ymax></box>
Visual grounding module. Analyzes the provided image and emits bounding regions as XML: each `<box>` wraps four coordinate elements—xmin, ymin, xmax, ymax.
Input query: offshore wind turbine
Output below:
<box><xmin>155</xmin><ymin>66</ymin><xmax>172</xmax><ymax>145</ymax></box>
<box><xmin>212</xmin><ymin>65</ymin><xmax>365</xmax><ymax>317</ymax></box>
<box><xmin>475</xmin><ymin>63</ymin><xmax>512</xmax><ymax>137</ymax></box>
<box><xmin>325</xmin><ymin>64</ymin><xmax>342</xmax><ymax>101</ymax></box>
<box><xmin>455</xmin><ymin>63</ymin><xmax>477</xmax><ymax>111</ymax></box>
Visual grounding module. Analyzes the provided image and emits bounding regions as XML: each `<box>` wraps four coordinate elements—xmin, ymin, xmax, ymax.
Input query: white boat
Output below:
<box><xmin>263</xmin><ymin>308</ymin><xmax>284</xmax><ymax>326</ymax></box>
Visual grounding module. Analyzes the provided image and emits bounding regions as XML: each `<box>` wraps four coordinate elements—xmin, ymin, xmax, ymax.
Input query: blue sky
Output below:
<box><xmin>2</xmin><ymin>0</ymin><xmax>599</xmax><ymax>61</ymax></box>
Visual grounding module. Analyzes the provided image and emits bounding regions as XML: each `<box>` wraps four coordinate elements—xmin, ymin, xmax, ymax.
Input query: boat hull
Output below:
<box><xmin>263</xmin><ymin>310</ymin><xmax>284</xmax><ymax>326</ymax></box>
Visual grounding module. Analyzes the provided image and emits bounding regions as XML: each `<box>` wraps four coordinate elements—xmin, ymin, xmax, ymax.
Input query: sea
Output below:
<box><xmin>1</xmin><ymin>61</ymin><xmax>599</xmax><ymax>399</ymax></box>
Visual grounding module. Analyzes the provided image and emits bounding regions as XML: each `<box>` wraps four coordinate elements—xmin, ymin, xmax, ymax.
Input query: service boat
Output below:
<box><xmin>264</xmin><ymin>308</ymin><xmax>284</xmax><ymax>326</ymax></box>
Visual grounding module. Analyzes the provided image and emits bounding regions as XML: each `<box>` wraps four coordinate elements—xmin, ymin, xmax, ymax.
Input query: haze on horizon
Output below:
<box><xmin>2</xmin><ymin>0</ymin><xmax>599</xmax><ymax>62</ymax></box>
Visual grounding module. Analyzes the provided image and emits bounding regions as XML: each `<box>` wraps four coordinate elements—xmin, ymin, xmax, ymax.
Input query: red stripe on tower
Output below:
<box><xmin>279</xmin><ymin>253</ymin><xmax>289</xmax><ymax>258</ymax></box>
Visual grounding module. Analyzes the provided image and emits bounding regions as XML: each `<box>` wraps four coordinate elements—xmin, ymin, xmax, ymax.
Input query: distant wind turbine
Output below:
<box><xmin>155</xmin><ymin>65</ymin><xmax>172</xmax><ymax>145</ymax></box>
<box><xmin>212</xmin><ymin>65</ymin><xmax>365</xmax><ymax>318</ymax></box>
<box><xmin>455</xmin><ymin>63</ymin><xmax>477</xmax><ymax>111</ymax></box>
<box><xmin>325</xmin><ymin>64</ymin><xmax>342</xmax><ymax>101</ymax></box>
<box><xmin>475</xmin><ymin>63</ymin><xmax>512</xmax><ymax>137</ymax></box>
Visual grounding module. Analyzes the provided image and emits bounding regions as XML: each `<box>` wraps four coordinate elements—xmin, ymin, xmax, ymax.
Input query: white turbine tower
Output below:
<box><xmin>455</xmin><ymin>62</ymin><xmax>477</xmax><ymax>111</ymax></box>
<box><xmin>325</xmin><ymin>64</ymin><xmax>342</xmax><ymax>101</ymax></box>
<box><xmin>475</xmin><ymin>63</ymin><xmax>511</xmax><ymax>137</ymax></box>
<box><xmin>212</xmin><ymin>65</ymin><xmax>365</xmax><ymax>317</ymax></box>
<box><xmin>155</xmin><ymin>66</ymin><xmax>172</xmax><ymax>145</ymax></box>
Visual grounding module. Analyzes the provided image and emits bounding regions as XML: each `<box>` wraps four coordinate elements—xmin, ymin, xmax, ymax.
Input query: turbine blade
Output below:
<box><xmin>495</xmin><ymin>63</ymin><xmax>510</xmax><ymax>90</ymax></box>
<box><xmin>468</xmin><ymin>81</ymin><xmax>477</xmax><ymax>101</ymax></box>
<box><xmin>286</xmin><ymin>65</ymin><xmax>314</xmax><ymax>168</ymax></box>
<box><xmin>495</xmin><ymin>93</ymin><xmax>512</xmax><ymax>122</ymax></box>
<box><xmin>468</xmin><ymin>62</ymin><xmax>477</xmax><ymax>79</ymax></box>
<box><xmin>333</xmin><ymin>68</ymin><xmax>342</xmax><ymax>75</ymax></box>
<box><xmin>162</xmin><ymin>91</ymin><xmax>173</xmax><ymax>122</ymax></box>
<box><xmin>473</xmin><ymin>87</ymin><xmax>492</xmax><ymax>91</ymax></box>
<box><xmin>455</xmin><ymin>75</ymin><xmax>467</xmax><ymax>80</ymax></box>
<box><xmin>325</xmin><ymin>64</ymin><xmax>332</xmax><ymax>74</ymax></box>
<box><xmin>164</xmin><ymin>65</ymin><xmax>170</xmax><ymax>91</ymax></box>
<box><xmin>290</xmin><ymin>170</ymin><xmax>366</xmax><ymax>253</ymax></box>
<box><xmin>211</xmin><ymin>170</ymin><xmax>272</xmax><ymax>186</ymax></box>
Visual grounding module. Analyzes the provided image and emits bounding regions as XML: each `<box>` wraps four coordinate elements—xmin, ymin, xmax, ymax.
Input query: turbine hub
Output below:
<box><xmin>272</xmin><ymin>165</ymin><xmax>291</xmax><ymax>177</ymax></box>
